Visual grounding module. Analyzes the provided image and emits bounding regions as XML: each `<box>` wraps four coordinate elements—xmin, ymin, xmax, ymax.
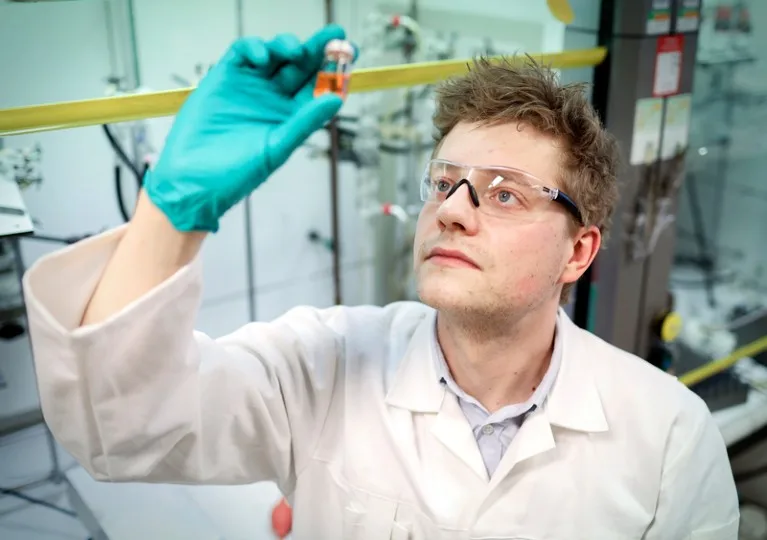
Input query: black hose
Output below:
<box><xmin>114</xmin><ymin>165</ymin><xmax>131</xmax><ymax>222</ymax></box>
<box><xmin>102</xmin><ymin>124</ymin><xmax>141</xmax><ymax>181</ymax></box>
<box><xmin>103</xmin><ymin>124</ymin><xmax>143</xmax><ymax>222</ymax></box>
<box><xmin>141</xmin><ymin>161</ymin><xmax>150</xmax><ymax>188</ymax></box>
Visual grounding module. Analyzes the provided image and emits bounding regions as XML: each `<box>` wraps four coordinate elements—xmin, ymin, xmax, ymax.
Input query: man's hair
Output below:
<box><xmin>432</xmin><ymin>56</ymin><xmax>621</xmax><ymax>304</ymax></box>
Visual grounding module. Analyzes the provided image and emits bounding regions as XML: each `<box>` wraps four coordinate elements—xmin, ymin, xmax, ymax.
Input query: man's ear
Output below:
<box><xmin>562</xmin><ymin>225</ymin><xmax>601</xmax><ymax>285</ymax></box>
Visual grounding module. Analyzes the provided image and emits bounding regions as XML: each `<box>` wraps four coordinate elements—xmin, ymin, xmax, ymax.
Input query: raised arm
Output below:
<box><xmin>23</xmin><ymin>24</ymin><xmax>350</xmax><ymax>493</ymax></box>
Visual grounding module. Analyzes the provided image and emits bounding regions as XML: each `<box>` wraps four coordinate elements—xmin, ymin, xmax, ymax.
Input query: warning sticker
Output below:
<box><xmin>653</xmin><ymin>35</ymin><xmax>684</xmax><ymax>98</ymax></box>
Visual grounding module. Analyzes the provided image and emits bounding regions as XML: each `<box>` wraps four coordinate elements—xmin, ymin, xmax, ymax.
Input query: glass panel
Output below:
<box><xmin>669</xmin><ymin>1</ymin><xmax>767</xmax><ymax>382</ymax></box>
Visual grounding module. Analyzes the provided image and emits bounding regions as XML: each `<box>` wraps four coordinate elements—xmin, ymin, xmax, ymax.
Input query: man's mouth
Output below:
<box><xmin>426</xmin><ymin>247</ymin><xmax>480</xmax><ymax>269</ymax></box>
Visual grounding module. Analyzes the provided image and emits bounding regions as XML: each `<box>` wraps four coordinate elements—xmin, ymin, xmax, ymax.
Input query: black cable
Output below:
<box><xmin>140</xmin><ymin>161</ymin><xmax>149</xmax><ymax>188</ymax></box>
<box><xmin>103</xmin><ymin>124</ymin><xmax>142</xmax><ymax>222</ymax></box>
<box><xmin>114</xmin><ymin>165</ymin><xmax>132</xmax><ymax>223</ymax></box>
<box><xmin>0</xmin><ymin>487</ymin><xmax>78</xmax><ymax>519</ymax></box>
<box><xmin>102</xmin><ymin>124</ymin><xmax>141</xmax><ymax>181</ymax></box>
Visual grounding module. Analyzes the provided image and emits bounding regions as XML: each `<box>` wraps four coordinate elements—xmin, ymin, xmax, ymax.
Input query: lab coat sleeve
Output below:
<box><xmin>22</xmin><ymin>227</ymin><xmax>343</xmax><ymax>492</ymax></box>
<box><xmin>643</xmin><ymin>391</ymin><xmax>740</xmax><ymax>540</ymax></box>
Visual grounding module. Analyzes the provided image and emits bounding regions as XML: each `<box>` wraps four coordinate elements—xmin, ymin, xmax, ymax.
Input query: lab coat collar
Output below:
<box><xmin>385</xmin><ymin>309</ymin><xmax>446</xmax><ymax>413</ymax></box>
<box><xmin>544</xmin><ymin>310</ymin><xmax>609</xmax><ymax>433</ymax></box>
<box><xmin>385</xmin><ymin>307</ymin><xmax>609</xmax><ymax>435</ymax></box>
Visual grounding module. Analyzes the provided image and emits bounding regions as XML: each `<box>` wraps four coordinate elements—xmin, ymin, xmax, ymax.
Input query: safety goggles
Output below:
<box><xmin>420</xmin><ymin>159</ymin><xmax>583</xmax><ymax>224</ymax></box>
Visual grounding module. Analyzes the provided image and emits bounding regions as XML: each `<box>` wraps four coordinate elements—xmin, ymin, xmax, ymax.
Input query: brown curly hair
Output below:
<box><xmin>432</xmin><ymin>55</ymin><xmax>621</xmax><ymax>304</ymax></box>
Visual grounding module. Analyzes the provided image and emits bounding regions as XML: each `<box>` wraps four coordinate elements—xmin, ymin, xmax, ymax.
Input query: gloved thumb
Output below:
<box><xmin>267</xmin><ymin>93</ymin><xmax>344</xmax><ymax>165</ymax></box>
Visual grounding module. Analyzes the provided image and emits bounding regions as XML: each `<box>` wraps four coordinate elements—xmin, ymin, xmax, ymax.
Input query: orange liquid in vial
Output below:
<box><xmin>314</xmin><ymin>71</ymin><xmax>350</xmax><ymax>98</ymax></box>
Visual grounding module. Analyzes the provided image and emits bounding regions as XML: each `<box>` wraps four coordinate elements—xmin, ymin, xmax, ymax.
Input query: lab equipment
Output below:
<box><xmin>313</xmin><ymin>39</ymin><xmax>356</xmax><ymax>99</ymax></box>
<box><xmin>0</xmin><ymin>144</ymin><xmax>36</xmax><ymax>239</ymax></box>
<box><xmin>143</xmin><ymin>25</ymin><xmax>346</xmax><ymax>232</ymax></box>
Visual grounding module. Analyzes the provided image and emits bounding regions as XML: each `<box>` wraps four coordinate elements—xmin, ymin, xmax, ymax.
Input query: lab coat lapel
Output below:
<box><xmin>488</xmin><ymin>407</ymin><xmax>554</xmax><ymax>491</ymax></box>
<box><xmin>488</xmin><ymin>310</ymin><xmax>609</xmax><ymax>490</ymax></box>
<box><xmin>385</xmin><ymin>309</ymin><xmax>488</xmax><ymax>481</ymax></box>
<box><xmin>432</xmin><ymin>392</ymin><xmax>490</xmax><ymax>482</ymax></box>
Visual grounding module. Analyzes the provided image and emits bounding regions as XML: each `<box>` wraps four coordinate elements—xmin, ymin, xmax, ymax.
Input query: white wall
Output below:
<box><xmin>0</xmin><ymin>0</ymin><xmax>569</xmax><ymax>433</ymax></box>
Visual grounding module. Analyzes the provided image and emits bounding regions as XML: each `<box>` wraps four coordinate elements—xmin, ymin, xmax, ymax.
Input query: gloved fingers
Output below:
<box><xmin>293</xmin><ymin>79</ymin><xmax>319</xmax><ymax>104</ymax></box>
<box><xmin>273</xmin><ymin>24</ymin><xmax>348</xmax><ymax>96</ymax></box>
<box><xmin>267</xmin><ymin>93</ymin><xmax>343</xmax><ymax>165</ymax></box>
<box><xmin>297</xmin><ymin>23</ymin><xmax>347</xmax><ymax>72</ymax></box>
<box><xmin>224</xmin><ymin>34</ymin><xmax>303</xmax><ymax>77</ymax></box>
<box><xmin>272</xmin><ymin>64</ymin><xmax>312</xmax><ymax>96</ymax></box>
<box><xmin>264</xmin><ymin>33</ymin><xmax>304</xmax><ymax>74</ymax></box>
<box><xmin>220</xmin><ymin>26</ymin><xmax>348</xmax><ymax>97</ymax></box>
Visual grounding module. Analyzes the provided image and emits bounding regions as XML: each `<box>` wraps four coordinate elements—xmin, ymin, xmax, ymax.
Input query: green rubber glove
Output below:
<box><xmin>144</xmin><ymin>24</ymin><xmax>348</xmax><ymax>232</ymax></box>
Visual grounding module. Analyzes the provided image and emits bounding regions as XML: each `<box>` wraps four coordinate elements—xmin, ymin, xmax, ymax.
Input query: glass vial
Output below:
<box><xmin>314</xmin><ymin>39</ymin><xmax>355</xmax><ymax>99</ymax></box>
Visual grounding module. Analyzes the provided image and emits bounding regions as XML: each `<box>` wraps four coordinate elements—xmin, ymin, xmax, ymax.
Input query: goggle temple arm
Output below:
<box><xmin>554</xmin><ymin>190</ymin><xmax>584</xmax><ymax>224</ymax></box>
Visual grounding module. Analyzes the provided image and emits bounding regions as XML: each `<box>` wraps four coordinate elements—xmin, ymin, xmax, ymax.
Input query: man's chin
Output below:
<box><xmin>416</xmin><ymin>276</ymin><xmax>475</xmax><ymax>311</ymax></box>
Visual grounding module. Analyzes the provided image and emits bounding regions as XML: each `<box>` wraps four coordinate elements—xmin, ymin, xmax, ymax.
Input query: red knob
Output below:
<box><xmin>271</xmin><ymin>498</ymin><xmax>293</xmax><ymax>538</ymax></box>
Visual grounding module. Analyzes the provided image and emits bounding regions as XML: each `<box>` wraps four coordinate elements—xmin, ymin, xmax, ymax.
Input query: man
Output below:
<box><xmin>23</xmin><ymin>24</ymin><xmax>738</xmax><ymax>539</ymax></box>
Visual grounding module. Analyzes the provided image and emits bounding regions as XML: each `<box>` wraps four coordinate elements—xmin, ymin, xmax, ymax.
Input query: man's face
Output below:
<box><xmin>413</xmin><ymin>121</ymin><xmax>596</xmax><ymax>319</ymax></box>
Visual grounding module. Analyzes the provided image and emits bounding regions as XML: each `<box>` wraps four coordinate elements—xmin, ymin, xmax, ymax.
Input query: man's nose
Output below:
<box><xmin>446</xmin><ymin>179</ymin><xmax>480</xmax><ymax>207</ymax></box>
<box><xmin>436</xmin><ymin>181</ymin><xmax>480</xmax><ymax>232</ymax></box>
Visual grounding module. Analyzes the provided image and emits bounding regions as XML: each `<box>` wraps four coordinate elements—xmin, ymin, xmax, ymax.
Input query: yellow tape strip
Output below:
<box><xmin>679</xmin><ymin>335</ymin><xmax>767</xmax><ymax>387</ymax></box>
<box><xmin>0</xmin><ymin>47</ymin><xmax>605</xmax><ymax>137</ymax></box>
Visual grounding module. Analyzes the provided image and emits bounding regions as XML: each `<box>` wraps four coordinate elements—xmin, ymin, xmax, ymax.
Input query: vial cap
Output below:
<box><xmin>324</xmin><ymin>39</ymin><xmax>355</xmax><ymax>60</ymax></box>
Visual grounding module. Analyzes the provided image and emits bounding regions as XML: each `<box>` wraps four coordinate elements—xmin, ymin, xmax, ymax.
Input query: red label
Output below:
<box><xmin>652</xmin><ymin>35</ymin><xmax>684</xmax><ymax>98</ymax></box>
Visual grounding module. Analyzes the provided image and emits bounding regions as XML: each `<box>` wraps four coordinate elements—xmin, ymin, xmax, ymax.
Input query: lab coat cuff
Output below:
<box><xmin>22</xmin><ymin>225</ymin><xmax>203</xmax><ymax>339</ymax></box>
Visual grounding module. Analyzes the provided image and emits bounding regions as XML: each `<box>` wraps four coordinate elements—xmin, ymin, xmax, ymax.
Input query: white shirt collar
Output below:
<box><xmin>432</xmin><ymin>313</ymin><xmax>564</xmax><ymax>423</ymax></box>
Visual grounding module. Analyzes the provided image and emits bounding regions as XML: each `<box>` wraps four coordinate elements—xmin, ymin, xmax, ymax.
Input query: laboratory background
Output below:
<box><xmin>1</xmin><ymin>0</ymin><xmax>767</xmax><ymax>538</ymax></box>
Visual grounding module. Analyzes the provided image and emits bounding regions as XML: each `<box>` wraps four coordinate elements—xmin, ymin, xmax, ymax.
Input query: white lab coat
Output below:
<box><xmin>23</xmin><ymin>227</ymin><xmax>739</xmax><ymax>540</ymax></box>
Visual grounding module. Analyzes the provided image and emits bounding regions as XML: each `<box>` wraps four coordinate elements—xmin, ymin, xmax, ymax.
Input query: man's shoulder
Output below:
<box><xmin>318</xmin><ymin>300</ymin><xmax>432</xmax><ymax>331</ymax></box>
<box><xmin>573</xmin><ymin>324</ymin><xmax>712</xmax><ymax>429</ymax></box>
<box><xmin>276</xmin><ymin>300</ymin><xmax>433</xmax><ymax>346</ymax></box>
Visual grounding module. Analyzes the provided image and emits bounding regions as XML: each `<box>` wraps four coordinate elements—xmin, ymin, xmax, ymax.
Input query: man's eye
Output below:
<box><xmin>436</xmin><ymin>179</ymin><xmax>451</xmax><ymax>192</ymax></box>
<box><xmin>497</xmin><ymin>190</ymin><xmax>518</xmax><ymax>204</ymax></box>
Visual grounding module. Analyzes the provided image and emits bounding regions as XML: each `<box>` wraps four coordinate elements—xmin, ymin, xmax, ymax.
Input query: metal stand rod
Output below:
<box><xmin>8</xmin><ymin>238</ymin><xmax>63</xmax><ymax>485</ymax></box>
<box><xmin>326</xmin><ymin>0</ymin><xmax>342</xmax><ymax>305</ymax></box>
<box><xmin>235</xmin><ymin>0</ymin><xmax>258</xmax><ymax>321</ymax></box>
